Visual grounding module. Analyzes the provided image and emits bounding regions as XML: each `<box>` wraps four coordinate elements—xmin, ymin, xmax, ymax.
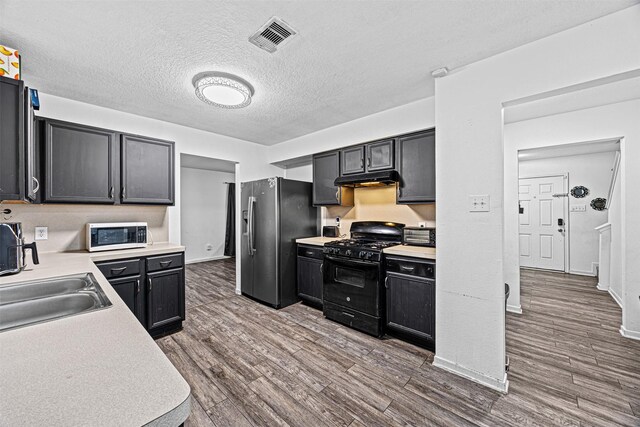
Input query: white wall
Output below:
<box><xmin>180</xmin><ymin>168</ymin><xmax>234</xmax><ymax>263</ymax></box>
<box><xmin>435</xmin><ymin>5</ymin><xmax>640</xmax><ymax>392</ymax></box>
<box><xmin>518</xmin><ymin>151</ymin><xmax>616</xmax><ymax>275</ymax></box>
<box><xmin>283</xmin><ymin>163</ymin><xmax>313</xmax><ymax>182</ymax></box>
<box><xmin>268</xmin><ymin>97</ymin><xmax>435</xmax><ymax>164</ymax></box>
<box><xmin>609</xmin><ymin>165</ymin><xmax>623</xmax><ymax>305</ymax></box>
<box><xmin>36</xmin><ymin>93</ymin><xmax>283</xmax><ymax>292</ymax></box>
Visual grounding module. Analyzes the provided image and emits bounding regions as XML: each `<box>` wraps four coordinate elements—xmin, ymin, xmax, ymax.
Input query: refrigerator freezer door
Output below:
<box><xmin>240</xmin><ymin>182</ymin><xmax>254</xmax><ymax>296</ymax></box>
<box><xmin>251</xmin><ymin>178</ymin><xmax>279</xmax><ymax>306</ymax></box>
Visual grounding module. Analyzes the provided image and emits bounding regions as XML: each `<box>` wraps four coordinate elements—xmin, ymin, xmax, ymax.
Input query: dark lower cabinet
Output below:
<box><xmin>297</xmin><ymin>244</ymin><xmax>324</xmax><ymax>307</ymax></box>
<box><xmin>109</xmin><ymin>274</ymin><xmax>145</xmax><ymax>326</ymax></box>
<box><xmin>147</xmin><ymin>268</ymin><xmax>185</xmax><ymax>331</ymax></box>
<box><xmin>385</xmin><ymin>255</ymin><xmax>435</xmax><ymax>351</ymax></box>
<box><xmin>396</xmin><ymin>129</ymin><xmax>435</xmax><ymax>204</ymax></box>
<box><xmin>95</xmin><ymin>252</ymin><xmax>185</xmax><ymax>338</ymax></box>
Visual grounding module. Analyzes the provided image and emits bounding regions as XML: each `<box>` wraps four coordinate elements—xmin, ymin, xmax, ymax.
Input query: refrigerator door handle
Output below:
<box><xmin>248</xmin><ymin>196</ymin><xmax>257</xmax><ymax>256</ymax></box>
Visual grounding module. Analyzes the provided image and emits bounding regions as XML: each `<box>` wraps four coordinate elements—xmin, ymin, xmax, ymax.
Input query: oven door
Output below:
<box><xmin>322</xmin><ymin>255</ymin><xmax>381</xmax><ymax>315</ymax></box>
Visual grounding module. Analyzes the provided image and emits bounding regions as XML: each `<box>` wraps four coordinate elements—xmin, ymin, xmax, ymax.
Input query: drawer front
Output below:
<box><xmin>385</xmin><ymin>256</ymin><xmax>435</xmax><ymax>279</ymax></box>
<box><xmin>147</xmin><ymin>253</ymin><xmax>184</xmax><ymax>272</ymax></box>
<box><xmin>323</xmin><ymin>301</ymin><xmax>382</xmax><ymax>337</ymax></box>
<box><xmin>96</xmin><ymin>258</ymin><xmax>141</xmax><ymax>279</ymax></box>
<box><xmin>297</xmin><ymin>244</ymin><xmax>324</xmax><ymax>260</ymax></box>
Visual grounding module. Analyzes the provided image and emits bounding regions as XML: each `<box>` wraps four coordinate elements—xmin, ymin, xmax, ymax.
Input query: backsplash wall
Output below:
<box><xmin>323</xmin><ymin>186</ymin><xmax>435</xmax><ymax>235</ymax></box>
<box><xmin>2</xmin><ymin>204</ymin><xmax>168</xmax><ymax>253</ymax></box>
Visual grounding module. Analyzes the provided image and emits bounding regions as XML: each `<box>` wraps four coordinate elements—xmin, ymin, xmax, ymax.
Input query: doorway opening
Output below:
<box><xmin>180</xmin><ymin>154</ymin><xmax>237</xmax><ymax>265</ymax></box>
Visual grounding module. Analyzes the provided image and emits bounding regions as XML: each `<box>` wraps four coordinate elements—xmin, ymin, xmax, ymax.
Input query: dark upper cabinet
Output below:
<box><xmin>341</xmin><ymin>146</ymin><xmax>365</xmax><ymax>175</ymax></box>
<box><xmin>366</xmin><ymin>139</ymin><xmax>394</xmax><ymax>172</ymax></box>
<box><xmin>0</xmin><ymin>77</ymin><xmax>24</xmax><ymax>201</ymax></box>
<box><xmin>121</xmin><ymin>134</ymin><xmax>175</xmax><ymax>205</ymax></box>
<box><xmin>297</xmin><ymin>244</ymin><xmax>324</xmax><ymax>307</ymax></box>
<box><xmin>43</xmin><ymin>120</ymin><xmax>117</xmax><ymax>204</ymax></box>
<box><xmin>341</xmin><ymin>140</ymin><xmax>394</xmax><ymax>175</ymax></box>
<box><xmin>385</xmin><ymin>256</ymin><xmax>435</xmax><ymax>350</ymax></box>
<box><xmin>146</xmin><ymin>267</ymin><xmax>185</xmax><ymax>331</ymax></box>
<box><xmin>109</xmin><ymin>274</ymin><xmax>146</xmax><ymax>327</ymax></box>
<box><xmin>312</xmin><ymin>151</ymin><xmax>353</xmax><ymax>206</ymax></box>
<box><xmin>396</xmin><ymin>129</ymin><xmax>435</xmax><ymax>204</ymax></box>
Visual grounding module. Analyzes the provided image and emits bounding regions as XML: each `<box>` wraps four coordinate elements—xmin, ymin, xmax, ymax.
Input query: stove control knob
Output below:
<box><xmin>359</xmin><ymin>251</ymin><xmax>366</xmax><ymax>258</ymax></box>
<box><xmin>345</xmin><ymin>250</ymin><xmax>352</xmax><ymax>256</ymax></box>
<box><xmin>365</xmin><ymin>252</ymin><xmax>374</xmax><ymax>260</ymax></box>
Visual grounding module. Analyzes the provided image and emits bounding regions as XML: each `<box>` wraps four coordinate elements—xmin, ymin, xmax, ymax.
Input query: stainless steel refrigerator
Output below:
<box><xmin>241</xmin><ymin>177</ymin><xmax>317</xmax><ymax>308</ymax></box>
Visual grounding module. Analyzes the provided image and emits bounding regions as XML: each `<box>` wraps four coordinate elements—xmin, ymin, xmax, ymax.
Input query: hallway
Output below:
<box><xmin>507</xmin><ymin>269</ymin><xmax>640</xmax><ymax>425</ymax></box>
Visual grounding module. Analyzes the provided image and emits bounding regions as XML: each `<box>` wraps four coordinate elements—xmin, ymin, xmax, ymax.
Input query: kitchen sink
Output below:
<box><xmin>0</xmin><ymin>273</ymin><xmax>112</xmax><ymax>332</ymax></box>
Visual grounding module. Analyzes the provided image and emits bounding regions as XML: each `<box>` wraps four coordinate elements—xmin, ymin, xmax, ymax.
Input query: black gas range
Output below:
<box><xmin>322</xmin><ymin>221</ymin><xmax>404</xmax><ymax>337</ymax></box>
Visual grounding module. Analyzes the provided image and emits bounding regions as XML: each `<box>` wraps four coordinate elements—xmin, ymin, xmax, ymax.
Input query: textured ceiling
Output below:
<box><xmin>0</xmin><ymin>0</ymin><xmax>636</xmax><ymax>145</ymax></box>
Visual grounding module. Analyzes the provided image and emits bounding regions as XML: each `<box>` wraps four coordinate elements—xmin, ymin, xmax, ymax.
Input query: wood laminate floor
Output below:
<box><xmin>157</xmin><ymin>260</ymin><xmax>640</xmax><ymax>426</ymax></box>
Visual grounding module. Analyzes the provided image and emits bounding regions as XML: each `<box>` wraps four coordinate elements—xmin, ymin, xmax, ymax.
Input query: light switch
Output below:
<box><xmin>570</xmin><ymin>204</ymin><xmax>586</xmax><ymax>212</ymax></box>
<box><xmin>469</xmin><ymin>195</ymin><xmax>490</xmax><ymax>212</ymax></box>
<box><xmin>35</xmin><ymin>226</ymin><xmax>48</xmax><ymax>240</ymax></box>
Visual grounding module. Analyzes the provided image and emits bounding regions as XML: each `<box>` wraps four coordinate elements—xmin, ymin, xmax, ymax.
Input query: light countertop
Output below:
<box><xmin>296</xmin><ymin>236</ymin><xmax>435</xmax><ymax>260</ymax></box>
<box><xmin>0</xmin><ymin>243</ymin><xmax>190</xmax><ymax>427</ymax></box>
<box><xmin>296</xmin><ymin>236</ymin><xmax>339</xmax><ymax>246</ymax></box>
<box><xmin>384</xmin><ymin>245</ymin><xmax>436</xmax><ymax>260</ymax></box>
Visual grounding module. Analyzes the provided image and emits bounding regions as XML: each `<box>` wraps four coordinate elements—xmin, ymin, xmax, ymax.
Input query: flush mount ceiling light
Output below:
<box><xmin>192</xmin><ymin>72</ymin><xmax>254</xmax><ymax>109</ymax></box>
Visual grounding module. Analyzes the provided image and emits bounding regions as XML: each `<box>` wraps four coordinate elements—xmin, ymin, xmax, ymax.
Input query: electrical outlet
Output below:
<box><xmin>418</xmin><ymin>221</ymin><xmax>427</xmax><ymax>228</ymax></box>
<box><xmin>469</xmin><ymin>195</ymin><xmax>490</xmax><ymax>212</ymax></box>
<box><xmin>205</xmin><ymin>244</ymin><xmax>213</xmax><ymax>251</ymax></box>
<box><xmin>35</xmin><ymin>226</ymin><xmax>48</xmax><ymax>240</ymax></box>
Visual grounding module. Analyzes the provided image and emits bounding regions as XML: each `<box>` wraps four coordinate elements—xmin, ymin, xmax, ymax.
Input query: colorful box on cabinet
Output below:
<box><xmin>0</xmin><ymin>45</ymin><xmax>20</xmax><ymax>80</ymax></box>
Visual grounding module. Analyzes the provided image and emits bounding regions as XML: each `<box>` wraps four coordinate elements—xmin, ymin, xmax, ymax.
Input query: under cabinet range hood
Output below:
<box><xmin>334</xmin><ymin>170</ymin><xmax>398</xmax><ymax>187</ymax></box>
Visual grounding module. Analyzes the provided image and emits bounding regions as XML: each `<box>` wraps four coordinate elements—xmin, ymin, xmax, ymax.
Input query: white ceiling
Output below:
<box><xmin>1</xmin><ymin>1</ymin><xmax>636</xmax><ymax>145</ymax></box>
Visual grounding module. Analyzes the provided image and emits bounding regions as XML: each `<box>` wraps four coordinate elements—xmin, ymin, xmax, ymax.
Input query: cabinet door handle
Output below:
<box><xmin>109</xmin><ymin>186</ymin><xmax>114</xmax><ymax>199</ymax></box>
<box><xmin>148</xmin><ymin>277</ymin><xmax>152</xmax><ymax>292</ymax></box>
<box><xmin>335</xmin><ymin>189</ymin><xmax>339</xmax><ymax>201</ymax></box>
<box><xmin>159</xmin><ymin>260</ymin><xmax>173</xmax><ymax>268</ymax></box>
<box><xmin>400</xmin><ymin>265</ymin><xmax>415</xmax><ymax>273</ymax></box>
<box><xmin>384</xmin><ymin>276</ymin><xmax>389</xmax><ymax>288</ymax></box>
<box><xmin>320</xmin><ymin>263</ymin><xmax>324</xmax><ymax>274</ymax></box>
<box><xmin>110</xmin><ymin>266</ymin><xmax>127</xmax><ymax>275</ymax></box>
<box><xmin>360</xmin><ymin>158</ymin><xmax>364</xmax><ymax>169</ymax></box>
<box><xmin>122</xmin><ymin>187</ymin><xmax>126</xmax><ymax>200</ymax></box>
<box><xmin>136</xmin><ymin>279</ymin><xmax>140</xmax><ymax>294</ymax></box>
<box><xmin>32</xmin><ymin>177</ymin><xmax>40</xmax><ymax>194</ymax></box>
<box><xmin>367</xmin><ymin>157</ymin><xmax>371</xmax><ymax>168</ymax></box>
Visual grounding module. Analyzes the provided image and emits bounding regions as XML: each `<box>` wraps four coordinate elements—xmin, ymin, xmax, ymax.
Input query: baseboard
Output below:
<box><xmin>620</xmin><ymin>325</ymin><xmax>640</xmax><ymax>341</ymax></box>
<box><xmin>506</xmin><ymin>304</ymin><xmax>522</xmax><ymax>314</ymax></box>
<box><xmin>609</xmin><ymin>288</ymin><xmax>623</xmax><ymax>308</ymax></box>
<box><xmin>235</xmin><ymin>288</ymin><xmax>242</xmax><ymax>295</ymax></box>
<box><xmin>185</xmin><ymin>255</ymin><xmax>231</xmax><ymax>265</ymax></box>
<box><xmin>433</xmin><ymin>356</ymin><xmax>509</xmax><ymax>393</ymax></box>
<box><xmin>596</xmin><ymin>282</ymin><xmax>609</xmax><ymax>291</ymax></box>
<box><xmin>569</xmin><ymin>269</ymin><xmax>596</xmax><ymax>277</ymax></box>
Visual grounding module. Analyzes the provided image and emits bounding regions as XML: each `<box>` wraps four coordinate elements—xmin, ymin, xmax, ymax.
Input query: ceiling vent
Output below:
<box><xmin>249</xmin><ymin>17</ymin><xmax>296</xmax><ymax>53</ymax></box>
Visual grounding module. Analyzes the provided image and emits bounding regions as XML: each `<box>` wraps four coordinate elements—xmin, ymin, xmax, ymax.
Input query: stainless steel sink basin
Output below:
<box><xmin>0</xmin><ymin>273</ymin><xmax>112</xmax><ymax>332</ymax></box>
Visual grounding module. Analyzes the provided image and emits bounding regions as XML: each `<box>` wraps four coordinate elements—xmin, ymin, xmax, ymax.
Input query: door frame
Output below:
<box><xmin>518</xmin><ymin>173</ymin><xmax>570</xmax><ymax>274</ymax></box>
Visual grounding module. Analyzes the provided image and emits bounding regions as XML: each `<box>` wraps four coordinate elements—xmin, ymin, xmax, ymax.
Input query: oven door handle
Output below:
<box><xmin>323</xmin><ymin>255</ymin><xmax>379</xmax><ymax>266</ymax></box>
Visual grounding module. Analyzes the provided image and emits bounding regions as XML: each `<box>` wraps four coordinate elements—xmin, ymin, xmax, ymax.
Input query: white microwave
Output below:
<box><xmin>86</xmin><ymin>222</ymin><xmax>148</xmax><ymax>252</ymax></box>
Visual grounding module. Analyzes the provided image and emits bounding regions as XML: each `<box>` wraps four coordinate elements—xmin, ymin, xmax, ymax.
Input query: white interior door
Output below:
<box><xmin>519</xmin><ymin>176</ymin><xmax>565</xmax><ymax>271</ymax></box>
